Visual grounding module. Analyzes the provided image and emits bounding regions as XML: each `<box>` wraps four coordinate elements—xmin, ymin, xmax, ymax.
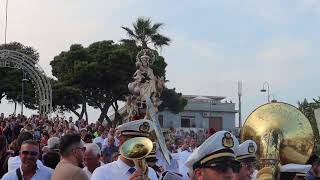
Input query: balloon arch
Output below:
<box><xmin>0</xmin><ymin>50</ymin><xmax>52</xmax><ymax>115</ymax></box>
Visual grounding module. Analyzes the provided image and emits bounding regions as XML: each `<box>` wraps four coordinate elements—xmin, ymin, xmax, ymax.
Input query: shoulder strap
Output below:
<box><xmin>16</xmin><ymin>168</ymin><xmax>23</xmax><ymax>180</ymax></box>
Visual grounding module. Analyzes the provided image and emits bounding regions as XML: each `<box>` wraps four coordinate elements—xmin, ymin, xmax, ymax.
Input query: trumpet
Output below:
<box><xmin>120</xmin><ymin>137</ymin><xmax>153</xmax><ymax>180</ymax></box>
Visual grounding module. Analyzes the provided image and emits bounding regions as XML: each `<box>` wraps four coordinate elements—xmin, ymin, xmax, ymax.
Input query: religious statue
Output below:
<box><xmin>127</xmin><ymin>49</ymin><xmax>165</xmax><ymax>120</ymax></box>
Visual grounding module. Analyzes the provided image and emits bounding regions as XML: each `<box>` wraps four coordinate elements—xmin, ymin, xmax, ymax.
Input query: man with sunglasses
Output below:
<box><xmin>51</xmin><ymin>134</ymin><xmax>88</xmax><ymax>180</ymax></box>
<box><xmin>2</xmin><ymin>140</ymin><xmax>53</xmax><ymax>180</ymax></box>
<box><xmin>234</xmin><ymin>140</ymin><xmax>257</xmax><ymax>180</ymax></box>
<box><xmin>185</xmin><ymin>130</ymin><xmax>240</xmax><ymax>180</ymax></box>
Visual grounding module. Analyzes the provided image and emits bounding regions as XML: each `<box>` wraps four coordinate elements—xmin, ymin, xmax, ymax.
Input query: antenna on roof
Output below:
<box><xmin>238</xmin><ymin>80</ymin><xmax>242</xmax><ymax>128</ymax></box>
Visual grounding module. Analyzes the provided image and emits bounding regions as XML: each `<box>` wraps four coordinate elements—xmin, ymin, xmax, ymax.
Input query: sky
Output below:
<box><xmin>0</xmin><ymin>0</ymin><xmax>319</xmax><ymax>125</ymax></box>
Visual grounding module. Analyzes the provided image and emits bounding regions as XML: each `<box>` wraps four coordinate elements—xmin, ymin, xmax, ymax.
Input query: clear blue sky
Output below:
<box><xmin>0</xmin><ymin>0</ymin><xmax>319</xmax><ymax>125</ymax></box>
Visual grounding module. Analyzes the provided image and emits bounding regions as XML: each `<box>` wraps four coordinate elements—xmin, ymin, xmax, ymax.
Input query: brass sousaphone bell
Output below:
<box><xmin>241</xmin><ymin>102</ymin><xmax>315</xmax><ymax>178</ymax></box>
<box><xmin>120</xmin><ymin>137</ymin><xmax>153</xmax><ymax>180</ymax></box>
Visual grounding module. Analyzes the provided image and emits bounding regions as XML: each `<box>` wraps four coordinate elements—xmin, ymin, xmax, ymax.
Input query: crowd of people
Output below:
<box><xmin>1</xmin><ymin>113</ymin><xmax>320</xmax><ymax>180</ymax></box>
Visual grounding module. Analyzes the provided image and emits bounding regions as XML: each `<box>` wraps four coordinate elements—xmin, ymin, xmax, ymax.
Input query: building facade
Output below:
<box><xmin>157</xmin><ymin>95</ymin><xmax>237</xmax><ymax>132</ymax></box>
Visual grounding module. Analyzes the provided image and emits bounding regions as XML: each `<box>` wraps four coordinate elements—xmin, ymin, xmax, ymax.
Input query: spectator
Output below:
<box><xmin>0</xmin><ymin>120</ymin><xmax>5</xmax><ymax>135</ymax></box>
<box><xmin>189</xmin><ymin>137</ymin><xmax>197</xmax><ymax>152</ymax></box>
<box><xmin>40</xmin><ymin>132</ymin><xmax>50</xmax><ymax>146</ymax></box>
<box><xmin>93</xmin><ymin>126</ymin><xmax>107</xmax><ymax>145</ymax></box>
<box><xmin>2</xmin><ymin>140</ymin><xmax>53</xmax><ymax>180</ymax></box>
<box><xmin>8</xmin><ymin>132</ymin><xmax>45</xmax><ymax>172</ymax></box>
<box><xmin>0</xmin><ymin>135</ymin><xmax>12</xmax><ymax>178</ymax></box>
<box><xmin>42</xmin><ymin>151</ymin><xmax>60</xmax><ymax>169</ymax></box>
<box><xmin>83</xmin><ymin>133</ymin><xmax>93</xmax><ymax>143</ymax></box>
<box><xmin>47</xmin><ymin>137</ymin><xmax>60</xmax><ymax>152</ymax></box>
<box><xmin>80</xmin><ymin>128</ymin><xmax>87</xmax><ymax>141</ymax></box>
<box><xmin>114</xmin><ymin>129</ymin><xmax>121</xmax><ymax>147</ymax></box>
<box><xmin>178</xmin><ymin>138</ymin><xmax>190</xmax><ymax>153</ymax></box>
<box><xmin>108</xmin><ymin>128</ymin><xmax>115</xmax><ymax>138</ymax></box>
<box><xmin>51</xmin><ymin>134</ymin><xmax>88</xmax><ymax>180</ymax></box>
<box><xmin>83</xmin><ymin>143</ymin><xmax>103</xmax><ymax>179</ymax></box>
<box><xmin>101</xmin><ymin>137</ymin><xmax>118</xmax><ymax>163</ymax></box>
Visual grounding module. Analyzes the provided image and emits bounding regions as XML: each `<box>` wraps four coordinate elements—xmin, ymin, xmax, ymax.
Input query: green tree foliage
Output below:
<box><xmin>50</xmin><ymin>44</ymin><xmax>90</xmax><ymax>120</ymax></box>
<box><xmin>0</xmin><ymin>42</ymin><xmax>39</xmax><ymax>111</ymax></box>
<box><xmin>298</xmin><ymin>98</ymin><xmax>320</xmax><ymax>155</ymax></box>
<box><xmin>159</xmin><ymin>88</ymin><xmax>188</xmax><ymax>113</ymax></box>
<box><xmin>121</xmin><ymin>17</ymin><xmax>171</xmax><ymax>49</ymax></box>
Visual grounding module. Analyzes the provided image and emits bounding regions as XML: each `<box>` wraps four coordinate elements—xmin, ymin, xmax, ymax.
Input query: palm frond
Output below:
<box><xmin>151</xmin><ymin>34</ymin><xmax>171</xmax><ymax>48</ymax></box>
<box><xmin>121</xmin><ymin>26</ymin><xmax>137</xmax><ymax>39</ymax></box>
<box><xmin>151</xmin><ymin>23</ymin><xmax>164</xmax><ymax>33</ymax></box>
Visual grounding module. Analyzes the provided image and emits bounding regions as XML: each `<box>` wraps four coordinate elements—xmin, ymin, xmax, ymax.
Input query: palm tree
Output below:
<box><xmin>121</xmin><ymin>17</ymin><xmax>171</xmax><ymax>49</ymax></box>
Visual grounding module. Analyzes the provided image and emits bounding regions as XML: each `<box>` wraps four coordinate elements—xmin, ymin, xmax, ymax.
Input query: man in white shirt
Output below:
<box><xmin>93</xmin><ymin>128</ymin><xmax>107</xmax><ymax>146</ymax></box>
<box><xmin>83</xmin><ymin>143</ymin><xmax>103</xmax><ymax>179</ymax></box>
<box><xmin>8</xmin><ymin>132</ymin><xmax>45</xmax><ymax>172</ymax></box>
<box><xmin>91</xmin><ymin>119</ymin><xmax>158</xmax><ymax>180</ymax></box>
<box><xmin>2</xmin><ymin>140</ymin><xmax>53</xmax><ymax>180</ymax></box>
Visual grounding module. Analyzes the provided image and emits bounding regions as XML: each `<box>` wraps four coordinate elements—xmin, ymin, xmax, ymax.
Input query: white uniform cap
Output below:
<box><xmin>236</xmin><ymin>140</ymin><xmax>257</xmax><ymax>161</ymax></box>
<box><xmin>280</xmin><ymin>164</ymin><xmax>312</xmax><ymax>177</ymax></box>
<box><xmin>185</xmin><ymin>130</ymin><xmax>239</xmax><ymax>171</ymax></box>
<box><xmin>117</xmin><ymin>119</ymin><xmax>154</xmax><ymax>137</ymax></box>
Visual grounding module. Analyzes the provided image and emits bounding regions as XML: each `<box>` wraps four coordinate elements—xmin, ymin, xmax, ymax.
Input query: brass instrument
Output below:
<box><xmin>120</xmin><ymin>137</ymin><xmax>153</xmax><ymax>180</ymax></box>
<box><xmin>241</xmin><ymin>102</ymin><xmax>315</xmax><ymax>178</ymax></box>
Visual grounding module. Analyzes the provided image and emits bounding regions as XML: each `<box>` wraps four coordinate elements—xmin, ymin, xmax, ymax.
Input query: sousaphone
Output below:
<box><xmin>241</xmin><ymin>102</ymin><xmax>314</xmax><ymax>168</ymax></box>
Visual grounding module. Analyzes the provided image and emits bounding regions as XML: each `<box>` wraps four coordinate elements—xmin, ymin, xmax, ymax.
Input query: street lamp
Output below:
<box><xmin>270</xmin><ymin>94</ymin><xmax>277</xmax><ymax>103</ymax></box>
<box><xmin>21</xmin><ymin>70</ymin><xmax>28</xmax><ymax>116</ymax></box>
<box><xmin>260</xmin><ymin>81</ymin><xmax>270</xmax><ymax>103</ymax></box>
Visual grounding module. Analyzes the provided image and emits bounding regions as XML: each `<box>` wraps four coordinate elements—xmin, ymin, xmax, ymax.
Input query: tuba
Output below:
<box><xmin>241</xmin><ymin>102</ymin><xmax>315</xmax><ymax>179</ymax></box>
<box><xmin>120</xmin><ymin>137</ymin><xmax>153</xmax><ymax>180</ymax></box>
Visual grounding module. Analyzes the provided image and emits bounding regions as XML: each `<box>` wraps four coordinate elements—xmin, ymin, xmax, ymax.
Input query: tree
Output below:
<box><xmin>50</xmin><ymin>44</ymin><xmax>91</xmax><ymax>120</ymax></box>
<box><xmin>159</xmin><ymin>88</ymin><xmax>188</xmax><ymax>113</ymax></box>
<box><xmin>298</xmin><ymin>98</ymin><xmax>320</xmax><ymax>155</ymax></box>
<box><xmin>85</xmin><ymin>41</ymin><xmax>136</xmax><ymax>124</ymax></box>
<box><xmin>51</xmin><ymin>80</ymin><xmax>85</xmax><ymax>119</ymax></box>
<box><xmin>121</xmin><ymin>17</ymin><xmax>171</xmax><ymax>49</ymax></box>
<box><xmin>0</xmin><ymin>42</ymin><xmax>39</xmax><ymax>111</ymax></box>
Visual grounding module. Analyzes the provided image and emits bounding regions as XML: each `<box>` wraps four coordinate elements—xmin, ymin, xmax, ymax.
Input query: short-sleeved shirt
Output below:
<box><xmin>91</xmin><ymin>158</ymin><xmax>158</xmax><ymax>180</ymax></box>
<box><xmin>8</xmin><ymin>156</ymin><xmax>45</xmax><ymax>172</ymax></box>
<box><xmin>1</xmin><ymin>165</ymin><xmax>53</xmax><ymax>180</ymax></box>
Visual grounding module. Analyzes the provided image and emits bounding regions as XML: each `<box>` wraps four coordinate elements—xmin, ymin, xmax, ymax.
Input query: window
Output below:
<box><xmin>181</xmin><ymin>116</ymin><xmax>196</xmax><ymax>127</ymax></box>
<box><xmin>158</xmin><ymin>115</ymin><xmax>164</xmax><ymax>128</ymax></box>
<box><xmin>181</xmin><ymin>118</ymin><xmax>190</xmax><ymax>127</ymax></box>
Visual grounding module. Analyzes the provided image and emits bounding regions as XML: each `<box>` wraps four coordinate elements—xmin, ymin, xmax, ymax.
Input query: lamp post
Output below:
<box><xmin>260</xmin><ymin>81</ymin><xmax>270</xmax><ymax>103</ymax></box>
<box><xmin>270</xmin><ymin>94</ymin><xmax>277</xmax><ymax>102</ymax></box>
<box><xmin>21</xmin><ymin>70</ymin><xmax>28</xmax><ymax>116</ymax></box>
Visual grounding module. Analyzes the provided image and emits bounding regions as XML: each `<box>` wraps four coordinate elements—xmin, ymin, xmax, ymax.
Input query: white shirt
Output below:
<box><xmin>177</xmin><ymin>151</ymin><xmax>192</xmax><ymax>180</ymax></box>
<box><xmin>93</xmin><ymin>136</ymin><xmax>105</xmax><ymax>146</ymax></box>
<box><xmin>2</xmin><ymin>165</ymin><xmax>53</xmax><ymax>180</ymax></box>
<box><xmin>156</xmin><ymin>150</ymin><xmax>179</xmax><ymax>173</ymax></box>
<box><xmin>8</xmin><ymin>156</ymin><xmax>45</xmax><ymax>172</ymax></box>
<box><xmin>91</xmin><ymin>158</ymin><xmax>158</xmax><ymax>180</ymax></box>
<box><xmin>82</xmin><ymin>162</ymin><xmax>104</xmax><ymax>179</ymax></box>
<box><xmin>114</xmin><ymin>138</ymin><xmax>120</xmax><ymax>147</ymax></box>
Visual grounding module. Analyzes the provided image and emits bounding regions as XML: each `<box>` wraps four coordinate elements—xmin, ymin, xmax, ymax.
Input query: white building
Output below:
<box><xmin>158</xmin><ymin>95</ymin><xmax>237</xmax><ymax>132</ymax></box>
